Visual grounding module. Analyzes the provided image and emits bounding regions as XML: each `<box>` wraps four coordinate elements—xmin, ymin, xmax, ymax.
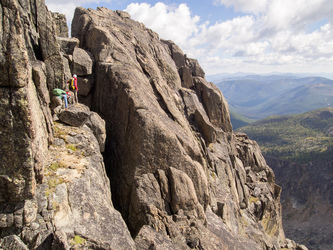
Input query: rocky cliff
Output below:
<box><xmin>267</xmin><ymin>157</ymin><xmax>333</xmax><ymax>249</ymax></box>
<box><xmin>0</xmin><ymin>1</ymin><xmax>305</xmax><ymax>249</ymax></box>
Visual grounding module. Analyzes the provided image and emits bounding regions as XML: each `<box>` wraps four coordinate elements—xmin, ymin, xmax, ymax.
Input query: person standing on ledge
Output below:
<box><xmin>67</xmin><ymin>74</ymin><xmax>78</xmax><ymax>104</ymax></box>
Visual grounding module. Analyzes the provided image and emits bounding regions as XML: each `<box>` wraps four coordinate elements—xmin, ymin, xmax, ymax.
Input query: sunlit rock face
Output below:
<box><xmin>0</xmin><ymin>1</ymin><xmax>134</xmax><ymax>248</ymax></box>
<box><xmin>0</xmin><ymin>1</ymin><xmax>305</xmax><ymax>248</ymax></box>
<box><xmin>71</xmin><ymin>7</ymin><xmax>290</xmax><ymax>249</ymax></box>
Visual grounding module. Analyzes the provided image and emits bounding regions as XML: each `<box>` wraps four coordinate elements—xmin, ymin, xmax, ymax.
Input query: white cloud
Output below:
<box><xmin>125</xmin><ymin>3</ymin><xmax>200</xmax><ymax>48</ymax></box>
<box><xmin>213</xmin><ymin>0</ymin><xmax>268</xmax><ymax>14</ymax></box>
<box><xmin>126</xmin><ymin>1</ymin><xmax>333</xmax><ymax>75</ymax></box>
<box><xmin>193</xmin><ymin>15</ymin><xmax>257</xmax><ymax>50</ymax></box>
<box><xmin>262</xmin><ymin>0</ymin><xmax>333</xmax><ymax>35</ymax></box>
<box><xmin>214</xmin><ymin>0</ymin><xmax>333</xmax><ymax>35</ymax></box>
<box><xmin>45</xmin><ymin>0</ymin><xmax>333</xmax><ymax>75</ymax></box>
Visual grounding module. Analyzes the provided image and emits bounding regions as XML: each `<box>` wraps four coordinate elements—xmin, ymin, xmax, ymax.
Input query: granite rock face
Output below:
<box><xmin>0</xmin><ymin>1</ymin><xmax>305</xmax><ymax>249</ymax></box>
<box><xmin>51</xmin><ymin>12</ymin><xmax>69</xmax><ymax>38</ymax></box>
<box><xmin>0</xmin><ymin>1</ymin><xmax>134</xmax><ymax>248</ymax></box>
<box><xmin>71</xmin><ymin>6</ymin><xmax>295</xmax><ymax>249</ymax></box>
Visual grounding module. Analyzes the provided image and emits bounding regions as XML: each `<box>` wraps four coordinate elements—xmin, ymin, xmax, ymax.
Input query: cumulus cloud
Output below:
<box><xmin>125</xmin><ymin>3</ymin><xmax>200</xmax><ymax>48</ymax></box>
<box><xmin>262</xmin><ymin>0</ymin><xmax>333</xmax><ymax>35</ymax></box>
<box><xmin>45</xmin><ymin>0</ymin><xmax>333</xmax><ymax>74</ymax></box>
<box><xmin>213</xmin><ymin>0</ymin><xmax>268</xmax><ymax>14</ymax></box>
<box><xmin>193</xmin><ymin>15</ymin><xmax>257</xmax><ymax>50</ymax></box>
<box><xmin>125</xmin><ymin>1</ymin><xmax>333</xmax><ymax>74</ymax></box>
<box><xmin>214</xmin><ymin>0</ymin><xmax>333</xmax><ymax>35</ymax></box>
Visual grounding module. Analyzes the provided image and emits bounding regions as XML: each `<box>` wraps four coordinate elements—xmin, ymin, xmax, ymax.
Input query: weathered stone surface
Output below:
<box><xmin>62</xmin><ymin>55</ymin><xmax>72</xmax><ymax>83</ymax></box>
<box><xmin>0</xmin><ymin>1</ymin><xmax>303</xmax><ymax>249</ymax></box>
<box><xmin>47</xmin><ymin>122</ymin><xmax>135</xmax><ymax>249</ymax></box>
<box><xmin>57</xmin><ymin>104</ymin><xmax>106</xmax><ymax>153</ymax></box>
<box><xmin>51</xmin><ymin>229</ymin><xmax>70</xmax><ymax>250</ymax></box>
<box><xmin>187</xmin><ymin>58</ymin><xmax>205</xmax><ymax>78</ymax></box>
<box><xmin>194</xmin><ymin>77</ymin><xmax>232</xmax><ymax>133</ymax></box>
<box><xmin>0</xmin><ymin>0</ymin><xmax>65</xmax><ymax>89</ymax></box>
<box><xmin>168</xmin><ymin>167</ymin><xmax>206</xmax><ymax>222</ymax></box>
<box><xmin>57</xmin><ymin>37</ymin><xmax>79</xmax><ymax>55</ymax></box>
<box><xmin>0</xmin><ymin>0</ymin><xmax>30</xmax><ymax>88</ymax></box>
<box><xmin>0</xmin><ymin>235</ymin><xmax>29</xmax><ymax>250</ymax></box>
<box><xmin>51</xmin><ymin>12</ymin><xmax>69</xmax><ymax>38</ymax></box>
<box><xmin>72</xmin><ymin>47</ymin><xmax>94</xmax><ymax>76</ymax></box>
<box><xmin>0</xmin><ymin>71</ymin><xmax>51</xmax><ymax>201</ymax></box>
<box><xmin>179</xmin><ymin>66</ymin><xmax>194</xmax><ymax>88</ymax></box>
<box><xmin>161</xmin><ymin>39</ymin><xmax>186</xmax><ymax>69</ymax></box>
<box><xmin>59</xmin><ymin>108</ymin><xmax>90</xmax><ymax>127</ymax></box>
<box><xmin>116</xmin><ymin>10</ymin><xmax>131</xmax><ymax>19</ymax></box>
<box><xmin>135</xmin><ymin>225</ymin><xmax>182</xmax><ymax>249</ymax></box>
<box><xmin>85</xmin><ymin>111</ymin><xmax>106</xmax><ymax>152</ymax></box>
<box><xmin>77</xmin><ymin>76</ymin><xmax>94</xmax><ymax>96</ymax></box>
<box><xmin>71</xmin><ymin>6</ymin><xmax>288</xmax><ymax>249</ymax></box>
<box><xmin>180</xmin><ymin>88</ymin><xmax>219</xmax><ymax>144</ymax></box>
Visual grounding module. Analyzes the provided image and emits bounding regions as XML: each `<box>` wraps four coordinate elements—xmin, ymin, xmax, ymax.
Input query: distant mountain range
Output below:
<box><xmin>207</xmin><ymin>72</ymin><xmax>333</xmax><ymax>82</ymax></box>
<box><xmin>207</xmin><ymin>74</ymin><xmax>333</xmax><ymax>129</ymax></box>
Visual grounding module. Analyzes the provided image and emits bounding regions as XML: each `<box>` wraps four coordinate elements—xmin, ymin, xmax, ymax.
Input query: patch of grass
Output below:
<box><xmin>45</xmin><ymin>190</ymin><xmax>51</xmax><ymax>197</ymax></box>
<box><xmin>67</xmin><ymin>144</ymin><xmax>77</xmax><ymax>151</ymax></box>
<box><xmin>249</xmin><ymin>196</ymin><xmax>260</xmax><ymax>204</ymax></box>
<box><xmin>71</xmin><ymin>235</ymin><xmax>86</xmax><ymax>245</ymax></box>
<box><xmin>49</xmin><ymin>162</ymin><xmax>65</xmax><ymax>171</ymax></box>
<box><xmin>48</xmin><ymin>177</ymin><xmax>64</xmax><ymax>189</ymax></box>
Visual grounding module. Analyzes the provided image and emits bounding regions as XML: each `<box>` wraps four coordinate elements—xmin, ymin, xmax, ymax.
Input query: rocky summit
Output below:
<box><xmin>0</xmin><ymin>0</ymin><xmax>306</xmax><ymax>249</ymax></box>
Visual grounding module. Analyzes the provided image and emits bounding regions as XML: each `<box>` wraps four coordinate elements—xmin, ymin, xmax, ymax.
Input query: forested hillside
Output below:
<box><xmin>237</xmin><ymin>108</ymin><xmax>333</xmax><ymax>163</ymax></box>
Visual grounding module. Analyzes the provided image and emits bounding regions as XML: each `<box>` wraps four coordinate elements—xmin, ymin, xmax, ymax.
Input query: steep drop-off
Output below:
<box><xmin>237</xmin><ymin>108</ymin><xmax>333</xmax><ymax>249</ymax></box>
<box><xmin>0</xmin><ymin>1</ymin><xmax>305</xmax><ymax>249</ymax></box>
<box><xmin>267</xmin><ymin>157</ymin><xmax>333</xmax><ymax>250</ymax></box>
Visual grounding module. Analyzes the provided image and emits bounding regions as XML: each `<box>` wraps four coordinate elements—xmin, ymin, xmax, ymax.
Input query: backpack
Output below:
<box><xmin>69</xmin><ymin>78</ymin><xmax>75</xmax><ymax>90</ymax></box>
<box><xmin>52</xmin><ymin>88</ymin><xmax>63</xmax><ymax>96</ymax></box>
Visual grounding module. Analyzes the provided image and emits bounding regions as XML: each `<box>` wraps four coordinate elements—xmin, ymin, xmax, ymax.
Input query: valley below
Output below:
<box><xmin>211</xmin><ymin>74</ymin><xmax>333</xmax><ymax>129</ymax></box>
<box><xmin>237</xmin><ymin>108</ymin><xmax>333</xmax><ymax>249</ymax></box>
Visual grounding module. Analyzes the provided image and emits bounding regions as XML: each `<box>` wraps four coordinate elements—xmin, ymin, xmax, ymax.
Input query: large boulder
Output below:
<box><xmin>59</xmin><ymin>109</ymin><xmax>90</xmax><ymax>127</ymax></box>
<box><xmin>72</xmin><ymin>47</ymin><xmax>94</xmax><ymax>76</ymax></box>
<box><xmin>57</xmin><ymin>37</ymin><xmax>79</xmax><ymax>55</ymax></box>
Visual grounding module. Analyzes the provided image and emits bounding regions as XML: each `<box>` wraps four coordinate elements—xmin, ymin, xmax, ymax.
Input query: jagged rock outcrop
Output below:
<box><xmin>51</xmin><ymin>12</ymin><xmax>68</xmax><ymax>38</ymax></box>
<box><xmin>0</xmin><ymin>0</ymin><xmax>135</xmax><ymax>248</ymax></box>
<box><xmin>72</xmin><ymin>47</ymin><xmax>94</xmax><ymax>76</ymax></box>
<box><xmin>0</xmin><ymin>0</ymin><xmax>306</xmax><ymax>248</ymax></box>
<box><xmin>70</xmin><ymin>6</ymin><xmax>298</xmax><ymax>249</ymax></box>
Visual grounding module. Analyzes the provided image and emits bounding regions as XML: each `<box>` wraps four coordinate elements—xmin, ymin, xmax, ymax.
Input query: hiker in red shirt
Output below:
<box><xmin>67</xmin><ymin>74</ymin><xmax>78</xmax><ymax>104</ymax></box>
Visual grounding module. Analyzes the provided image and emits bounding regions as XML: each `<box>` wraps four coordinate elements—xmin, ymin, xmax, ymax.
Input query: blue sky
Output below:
<box><xmin>46</xmin><ymin>0</ymin><xmax>333</xmax><ymax>76</ymax></box>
